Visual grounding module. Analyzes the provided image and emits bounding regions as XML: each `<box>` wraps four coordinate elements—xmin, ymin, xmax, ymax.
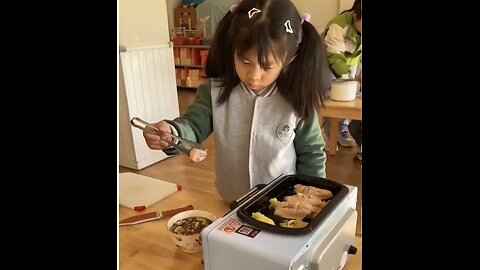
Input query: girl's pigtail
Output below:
<box><xmin>204</xmin><ymin>10</ymin><xmax>240</xmax><ymax>104</ymax></box>
<box><xmin>281</xmin><ymin>21</ymin><xmax>331</xmax><ymax>120</ymax></box>
<box><xmin>205</xmin><ymin>12</ymin><xmax>233</xmax><ymax>79</ymax></box>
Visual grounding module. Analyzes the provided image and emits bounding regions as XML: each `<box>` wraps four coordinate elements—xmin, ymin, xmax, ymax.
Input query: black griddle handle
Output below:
<box><xmin>228</xmin><ymin>184</ymin><xmax>267</xmax><ymax>210</ymax></box>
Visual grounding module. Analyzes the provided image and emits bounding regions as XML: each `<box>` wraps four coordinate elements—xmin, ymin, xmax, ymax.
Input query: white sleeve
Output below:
<box><xmin>164</xmin><ymin>124</ymin><xmax>179</xmax><ymax>149</ymax></box>
<box><xmin>324</xmin><ymin>24</ymin><xmax>347</xmax><ymax>54</ymax></box>
<box><xmin>169</xmin><ymin>124</ymin><xmax>179</xmax><ymax>136</ymax></box>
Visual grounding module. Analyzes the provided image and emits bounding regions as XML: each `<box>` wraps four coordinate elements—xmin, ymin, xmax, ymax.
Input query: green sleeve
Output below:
<box><xmin>294</xmin><ymin>112</ymin><xmax>327</xmax><ymax>178</ymax></box>
<box><xmin>327</xmin><ymin>52</ymin><xmax>351</xmax><ymax>78</ymax></box>
<box><xmin>163</xmin><ymin>81</ymin><xmax>213</xmax><ymax>155</ymax></box>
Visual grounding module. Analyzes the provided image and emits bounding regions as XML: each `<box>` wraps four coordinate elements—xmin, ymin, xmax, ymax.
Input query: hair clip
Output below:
<box><xmin>248</xmin><ymin>8</ymin><xmax>261</xmax><ymax>19</ymax></box>
<box><xmin>230</xmin><ymin>4</ymin><xmax>238</xmax><ymax>13</ymax></box>
<box><xmin>301</xmin><ymin>13</ymin><xmax>311</xmax><ymax>24</ymax></box>
<box><xmin>284</xmin><ymin>20</ymin><xmax>293</xmax><ymax>33</ymax></box>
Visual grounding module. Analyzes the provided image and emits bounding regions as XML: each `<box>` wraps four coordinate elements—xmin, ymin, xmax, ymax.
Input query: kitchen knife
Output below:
<box><xmin>119</xmin><ymin>205</ymin><xmax>194</xmax><ymax>226</ymax></box>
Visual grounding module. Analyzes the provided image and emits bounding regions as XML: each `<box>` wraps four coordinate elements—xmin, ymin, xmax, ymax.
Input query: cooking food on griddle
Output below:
<box><xmin>306</xmin><ymin>205</ymin><xmax>323</xmax><ymax>219</ymax></box>
<box><xmin>284</xmin><ymin>193</ymin><xmax>329</xmax><ymax>207</ymax></box>
<box><xmin>276</xmin><ymin>200</ymin><xmax>314</xmax><ymax>211</ymax></box>
<box><xmin>170</xmin><ymin>216</ymin><xmax>213</xmax><ymax>235</ymax></box>
<box><xmin>274</xmin><ymin>207</ymin><xmax>311</xmax><ymax>220</ymax></box>
<box><xmin>273</xmin><ymin>200</ymin><xmax>313</xmax><ymax>220</ymax></box>
<box><xmin>294</xmin><ymin>184</ymin><xmax>333</xmax><ymax>200</ymax></box>
<box><xmin>246</xmin><ymin>184</ymin><xmax>333</xmax><ymax>228</ymax></box>
<box><xmin>269</xmin><ymin>197</ymin><xmax>280</xmax><ymax>209</ymax></box>
<box><xmin>279</xmin><ymin>219</ymin><xmax>309</xmax><ymax>228</ymax></box>
<box><xmin>252</xmin><ymin>212</ymin><xmax>275</xmax><ymax>225</ymax></box>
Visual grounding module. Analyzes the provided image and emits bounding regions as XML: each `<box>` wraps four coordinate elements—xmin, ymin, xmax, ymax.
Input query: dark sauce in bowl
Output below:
<box><xmin>170</xmin><ymin>216</ymin><xmax>213</xmax><ymax>235</ymax></box>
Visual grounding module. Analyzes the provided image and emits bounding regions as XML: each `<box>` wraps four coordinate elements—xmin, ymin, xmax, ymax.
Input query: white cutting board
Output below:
<box><xmin>119</xmin><ymin>172</ymin><xmax>179</xmax><ymax>210</ymax></box>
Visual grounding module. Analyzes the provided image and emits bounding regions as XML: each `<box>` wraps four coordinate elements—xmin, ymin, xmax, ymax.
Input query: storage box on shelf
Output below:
<box><xmin>173</xmin><ymin>44</ymin><xmax>210</xmax><ymax>89</ymax></box>
<box><xmin>174</xmin><ymin>5</ymin><xmax>197</xmax><ymax>29</ymax></box>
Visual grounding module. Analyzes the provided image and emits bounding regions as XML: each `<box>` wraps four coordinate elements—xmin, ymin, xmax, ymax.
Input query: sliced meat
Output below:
<box><xmin>274</xmin><ymin>207</ymin><xmax>311</xmax><ymax>220</ymax></box>
<box><xmin>284</xmin><ymin>193</ymin><xmax>329</xmax><ymax>207</ymax></box>
<box><xmin>275</xmin><ymin>200</ymin><xmax>313</xmax><ymax>212</ymax></box>
<box><xmin>189</xmin><ymin>148</ymin><xmax>207</xmax><ymax>162</ymax></box>
<box><xmin>294</xmin><ymin>184</ymin><xmax>333</xmax><ymax>200</ymax></box>
<box><xmin>305</xmin><ymin>204</ymin><xmax>329</xmax><ymax>219</ymax></box>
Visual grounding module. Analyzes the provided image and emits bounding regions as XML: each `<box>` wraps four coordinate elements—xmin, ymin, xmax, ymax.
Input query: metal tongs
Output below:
<box><xmin>130</xmin><ymin>117</ymin><xmax>206</xmax><ymax>158</ymax></box>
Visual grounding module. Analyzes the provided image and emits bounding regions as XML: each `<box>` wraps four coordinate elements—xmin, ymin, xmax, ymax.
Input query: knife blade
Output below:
<box><xmin>119</xmin><ymin>205</ymin><xmax>194</xmax><ymax>226</ymax></box>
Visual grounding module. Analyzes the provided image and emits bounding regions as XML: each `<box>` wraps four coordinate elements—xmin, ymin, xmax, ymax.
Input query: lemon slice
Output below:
<box><xmin>252</xmin><ymin>212</ymin><xmax>275</xmax><ymax>225</ymax></box>
<box><xmin>280</xmin><ymin>219</ymin><xmax>309</xmax><ymax>228</ymax></box>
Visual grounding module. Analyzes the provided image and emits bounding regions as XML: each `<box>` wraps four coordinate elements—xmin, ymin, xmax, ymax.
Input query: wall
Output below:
<box><xmin>291</xmin><ymin>0</ymin><xmax>348</xmax><ymax>33</ymax></box>
<box><xmin>166</xmin><ymin>0</ymin><xmax>182</xmax><ymax>37</ymax></box>
<box><xmin>339</xmin><ymin>0</ymin><xmax>355</xmax><ymax>13</ymax></box>
<box><xmin>119</xmin><ymin>0</ymin><xmax>180</xmax><ymax>169</ymax></box>
<box><xmin>119</xmin><ymin>0</ymin><xmax>170</xmax><ymax>47</ymax></box>
<box><xmin>164</xmin><ymin>1</ymin><xmax>347</xmax><ymax>36</ymax></box>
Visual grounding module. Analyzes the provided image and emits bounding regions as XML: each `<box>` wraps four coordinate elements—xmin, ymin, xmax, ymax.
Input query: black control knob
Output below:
<box><xmin>348</xmin><ymin>245</ymin><xmax>357</xmax><ymax>255</ymax></box>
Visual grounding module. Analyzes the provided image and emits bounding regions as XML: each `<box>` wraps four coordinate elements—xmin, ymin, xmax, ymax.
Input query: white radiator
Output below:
<box><xmin>119</xmin><ymin>43</ymin><xmax>180</xmax><ymax>170</ymax></box>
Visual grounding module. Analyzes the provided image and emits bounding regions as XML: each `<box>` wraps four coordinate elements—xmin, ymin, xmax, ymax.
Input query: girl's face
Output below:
<box><xmin>234</xmin><ymin>47</ymin><xmax>284</xmax><ymax>92</ymax></box>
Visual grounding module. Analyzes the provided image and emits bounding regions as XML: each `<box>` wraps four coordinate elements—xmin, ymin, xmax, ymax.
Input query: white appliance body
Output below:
<box><xmin>202</xmin><ymin>185</ymin><xmax>358</xmax><ymax>270</ymax></box>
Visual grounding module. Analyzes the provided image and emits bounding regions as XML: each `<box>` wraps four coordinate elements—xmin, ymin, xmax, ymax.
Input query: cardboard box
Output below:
<box><xmin>175</xmin><ymin>5</ymin><xmax>197</xmax><ymax>29</ymax></box>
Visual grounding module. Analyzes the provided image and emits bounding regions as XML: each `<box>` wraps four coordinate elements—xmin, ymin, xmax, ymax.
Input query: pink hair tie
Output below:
<box><xmin>301</xmin><ymin>13</ymin><xmax>311</xmax><ymax>24</ymax></box>
<box><xmin>230</xmin><ymin>4</ymin><xmax>239</xmax><ymax>13</ymax></box>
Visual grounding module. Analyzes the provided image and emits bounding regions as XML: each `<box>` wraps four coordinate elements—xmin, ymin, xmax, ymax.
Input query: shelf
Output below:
<box><xmin>174</xmin><ymin>45</ymin><xmax>210</xmax><ymax>91</ymax></box>
<box><xmin>177</xmin><ymin>86</ymin><xmax>199</xmax><ymax>89</ymax></box>
<box><xmin>173</xmin><ymin>45</ymin><xmax>210</xmax><ymax>49</ymax></box>
<box><xmin>175</xmin><ymin>64</ymin><xmax>204</xmax><ymax>68</ymax></box>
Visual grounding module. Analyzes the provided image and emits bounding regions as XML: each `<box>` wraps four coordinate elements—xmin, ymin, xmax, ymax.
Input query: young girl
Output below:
<box><xmin>143</xmin><ymin>0</ymin><xmax>332</xmax><ymax>203</ymax></box>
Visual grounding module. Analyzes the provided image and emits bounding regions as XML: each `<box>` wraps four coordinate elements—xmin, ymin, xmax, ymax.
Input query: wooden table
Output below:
<box><xmin>319</xmin><ymin>97</ymin><xmax>362</xmax><ymax>155</ymax></box>
<box><xmin>119</xmin><ymin>172</ymin><xmax>362</xmax><ymax>270</ymax></box>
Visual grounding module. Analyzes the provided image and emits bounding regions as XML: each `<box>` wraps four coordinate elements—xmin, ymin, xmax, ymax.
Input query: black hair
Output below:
<box><xmin>205</xmin><ymin>0</ymin><xmax>331</xmax><ymax>120</ymax></box>
<box><xmin>342</xmin><ymin>0</ymin><xmax>362</xmax><ymax>20</ymax></box>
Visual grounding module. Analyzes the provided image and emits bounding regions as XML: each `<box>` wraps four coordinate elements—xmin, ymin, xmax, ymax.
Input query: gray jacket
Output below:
<box><xmin>165</xmin><ymin>80</ymin><xmax>327</xmax><ymax>203</ymax></box>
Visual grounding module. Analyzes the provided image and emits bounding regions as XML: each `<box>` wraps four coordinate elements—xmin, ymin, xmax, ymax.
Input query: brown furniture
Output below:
<box><xmin>173</xmin><ymin>45</ymin><xmax>210</xmax><ymax>89</ymax></box>
<box><xmin>119</xmin><ymin>171</ymin><xmax>362</xmax><ymax>270</ymax></box>
<box><xmin>319</xmin><ymin>97</ymin><xmax>362</xmax><ymax>155</ymax></box>
<box><xmin>174</xmin><ymin>5</ymin><xmax>197</xmax><ymax>29</ymax></box>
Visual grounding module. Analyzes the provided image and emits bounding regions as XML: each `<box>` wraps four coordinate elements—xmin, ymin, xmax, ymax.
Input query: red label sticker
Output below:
<box><xmin>223</xmin><ymin>226</ymin><xmax>236</xmax><ymax>233</ymax></box>
<box><xmin>228</xmin><ymin>219</ymin><xmax>241</xmax><ymax>226</ymax></box>
<box><xmin>219</xmin><ymin>218</ymin><xmax>243</xmax><ymax>233</ymax></box>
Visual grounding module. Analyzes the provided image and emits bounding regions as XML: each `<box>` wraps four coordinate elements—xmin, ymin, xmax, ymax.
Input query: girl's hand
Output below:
<box><xmin>143</xmin><ymin>121</ymin><xmax>173</xmax><ymax>150</ymax></box>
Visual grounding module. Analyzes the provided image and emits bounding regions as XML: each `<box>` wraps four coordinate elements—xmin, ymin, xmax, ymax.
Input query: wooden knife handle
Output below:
<box><xmin>162</xmin><ymin>205</ymin><xmax>194</xmax><ymax>217</ymax></box>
